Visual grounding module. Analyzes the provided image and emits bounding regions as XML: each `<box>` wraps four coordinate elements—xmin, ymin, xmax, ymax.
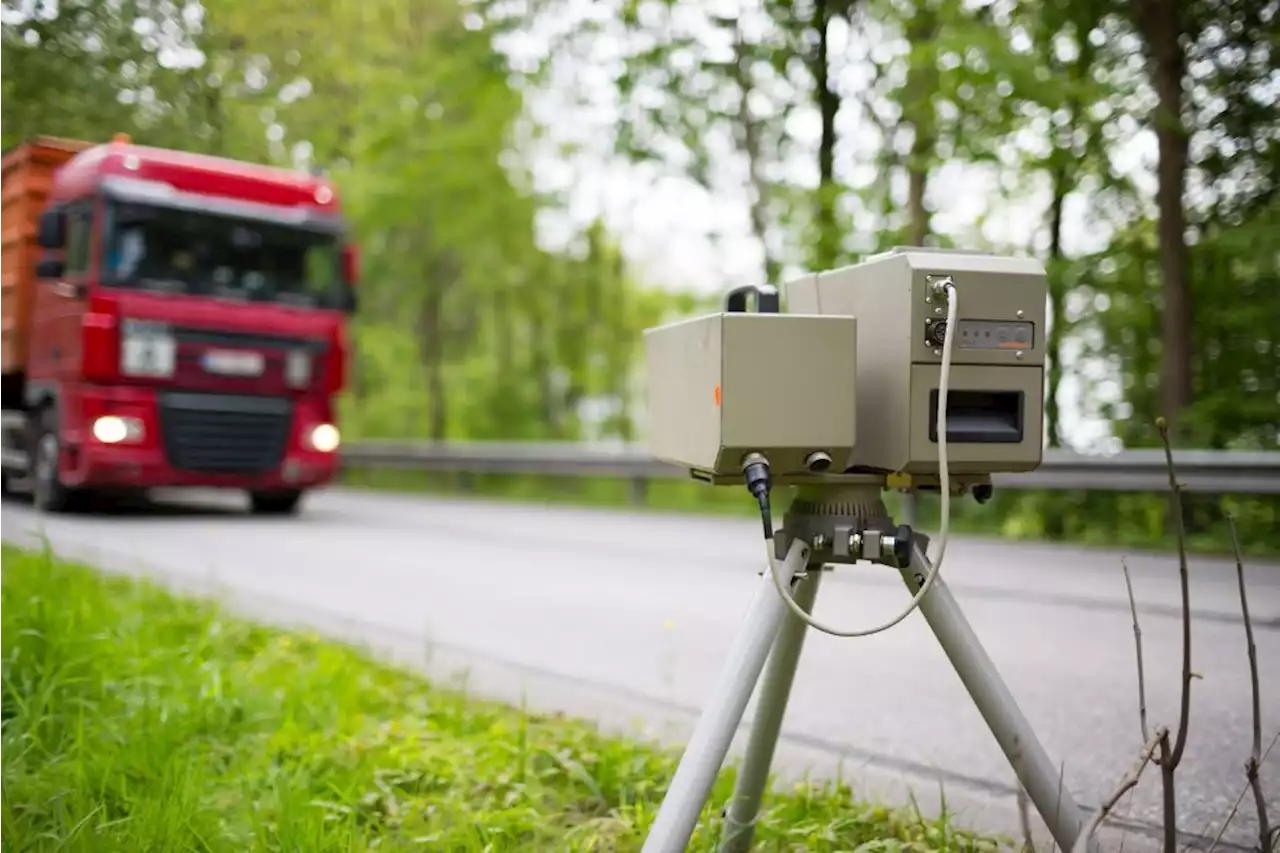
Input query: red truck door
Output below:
<box><xmin>31</xmin><ymin>199</ymin><xmax>94</xmax><ymax>390</ymax></box>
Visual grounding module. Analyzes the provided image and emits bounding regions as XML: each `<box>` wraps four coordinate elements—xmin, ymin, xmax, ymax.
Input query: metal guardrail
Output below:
<box><xmin>341</xmin><ymin>442</ymin><xmax>1280</xmax><ymax>495</ymax></box>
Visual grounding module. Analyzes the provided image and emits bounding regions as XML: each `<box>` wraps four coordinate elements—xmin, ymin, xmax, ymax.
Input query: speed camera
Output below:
<box><xmin>642</xmin><ymin>247</ymin><xmax>1047</xmax><ymax>487</ymax></box>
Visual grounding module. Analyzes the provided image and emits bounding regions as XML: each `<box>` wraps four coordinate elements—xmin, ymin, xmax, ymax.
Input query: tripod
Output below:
<box><xmin>640</xmin><ymin>482</ymin><xmax>1099</xmax><ymax>853</ymax></box>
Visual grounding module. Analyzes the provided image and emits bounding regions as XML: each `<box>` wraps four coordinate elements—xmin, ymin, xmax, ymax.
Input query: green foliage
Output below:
<box><xmin>2</xmin><ymin>0</ymin><xmax>1276</xmax><ymax>550</ymax></box>
<box><xmin>601</xmin><ymin>0</ymin><xmax>1279</xmax><ymax>548</ymax></box>
<box><xmin>1</xmin><ymin>0</ymin><xmax>695</xmax><ymax>446</ymax></box>
<box><xmin>1</xmin><ymin>545</ymin><xmax>1007</xmax><ymax>851</ymax></box>
<box><xmin>0</xmin><ymin>0</ymin><xmax>222</xmax><ymax>153</ymax></box>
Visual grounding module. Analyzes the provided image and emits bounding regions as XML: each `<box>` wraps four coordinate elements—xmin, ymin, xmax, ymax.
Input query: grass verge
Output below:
<box><xmin>1</xmin><ymin>544</ymin><xmax>1006</xmax><ymax>852</ymax></box>
<box><xmin>339</xmin><ymin>467</ymin><xmax>1280</xmax><ymax>558</ymax></box>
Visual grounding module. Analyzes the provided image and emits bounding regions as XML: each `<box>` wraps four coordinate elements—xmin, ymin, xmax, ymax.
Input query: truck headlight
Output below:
<box><xmin>92</xmin><ymin>415</ymin><xmax>144</xmax><ymax>444</ymax></box>
<box><xmin>120</xmin><ymin>319</ymin><xmax>176</xmax><ymax>378</ymax></box>
<box><xmin>307</xmin><ymin>423</ymin><xmax>340</xmax><ymax>453</ymax></box>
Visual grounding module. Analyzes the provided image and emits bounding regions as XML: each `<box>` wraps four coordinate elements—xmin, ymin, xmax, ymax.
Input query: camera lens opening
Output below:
<box><xmin>805</xmin><ymin>451</ymin><xmax>833</xmax><ymax>473</ymax></box>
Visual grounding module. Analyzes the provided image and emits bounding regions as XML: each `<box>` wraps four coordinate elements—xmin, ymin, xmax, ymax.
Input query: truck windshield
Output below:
<box><xmin>100</xmin><ymin>200</ymin><xmax>349</xmax><ymax>311</ymax></box>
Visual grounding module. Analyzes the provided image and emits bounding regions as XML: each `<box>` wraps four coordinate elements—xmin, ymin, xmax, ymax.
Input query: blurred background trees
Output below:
<box><xmin>2</xmin><ymin>0</ymin><xmax>1276</xmax><ymax>548</ymax></box>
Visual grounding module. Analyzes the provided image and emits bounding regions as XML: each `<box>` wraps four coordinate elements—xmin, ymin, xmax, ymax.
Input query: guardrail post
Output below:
<box><xmin>629</xmin><ymin>476</ymin><xmax>648</xmax><ymax>506</ymax></box>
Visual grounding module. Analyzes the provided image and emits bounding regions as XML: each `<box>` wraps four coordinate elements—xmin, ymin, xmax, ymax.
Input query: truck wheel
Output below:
<box><xmin>32</xmin><ymin>408</ymin><xmax>77</xmax><ymax>514</ymax></box>
<box><xmin>249</xmin><ymin>489</ymin><xmax>304</xmax><ymax>516</ymax></box>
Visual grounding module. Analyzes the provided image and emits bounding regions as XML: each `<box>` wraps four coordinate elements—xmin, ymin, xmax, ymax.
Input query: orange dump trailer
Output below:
<box><xmin>1</xmin><ymin>137</ymin><xmax>93</xmax><ymax>376</ymax></box>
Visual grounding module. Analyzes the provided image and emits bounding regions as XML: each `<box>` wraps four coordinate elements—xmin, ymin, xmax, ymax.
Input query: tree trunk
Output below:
<box><xmin>811</xmin><ymin>0</ymin><xmax>841</xmax><ymax>270</ymax></box>
<box><xmin>1133</xmin><ymin>0</ymin><xmax>1194</xmax><ymax>436</ymax></box>
<box><xmin>527</xmin><ymin>280</ymin><xmax>559</xmax><ymax>435</ymax></box>
<box><xmin>419</xmin><ymin>288</ymin><xmax>447</xmax><ymax>441</ymax></box>
<box><xmin>416</xmin><ymin>243</ymin><xmax>458</xmax><ymax>443</ymax></box>
<box><xmin>495</xmin><ymin>286</ymin><xmax>513</xmax><ymax>379</ymax></box>
<box><xmin>1043</xmin><ymin>164</ymin><xmax>1070</xmax><ymax>540</ymax></box>
<box><xmin>732</xmin><ymin>29</ymin><xmax>780</xmax><ymax>285</ymax></box>
<box><xmin>205</xmin><ymin>84</ymin><xmax>226</xmax><ymax>156</ymax></box>
<box><xmin>1046</xmin><ymin>164</ymin><xmax>1067</xmax><ymax>450</ymax></box>
<box><xmin>1043</xmin><ymin>17</ymin><xmax>1098</xmax><ymax>450</ymax></box>
<box><xmin>904</xmin><ymin>8</ymin><xmax>938</xmax><ymax>246</ymax></box>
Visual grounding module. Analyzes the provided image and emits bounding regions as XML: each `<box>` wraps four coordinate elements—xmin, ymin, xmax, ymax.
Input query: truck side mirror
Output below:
<box><xmin>339</xmin><ymin>243</ymin><xmax>359</xmax><ymax>314</ymax></box>
<box><xmin>36</xmin><ymin>256</ymin><xmax>65</xmax><ymax>279</ymax></box>
<box><xmin>341</xmin><ymin>243</ymin><xmax>360</xmax><ymax>287</ymax></box>
<box><xmin>37</xmin><ymin>209</ymin><xmax>66</xmax><ymax>250</ymax></box>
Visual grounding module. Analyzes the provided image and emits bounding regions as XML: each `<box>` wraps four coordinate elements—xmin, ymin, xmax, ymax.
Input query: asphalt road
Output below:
<box><xmin>3</xmin><ymin>487</ymin><xmax>1278</xmax><ymax>851</ymax></box>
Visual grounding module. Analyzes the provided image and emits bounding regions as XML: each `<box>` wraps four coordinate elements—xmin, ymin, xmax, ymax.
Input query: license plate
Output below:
<box><xmin>201</xmin><ymin>349</ymin><xmax>265</xmax><ymax>377</ymax></box>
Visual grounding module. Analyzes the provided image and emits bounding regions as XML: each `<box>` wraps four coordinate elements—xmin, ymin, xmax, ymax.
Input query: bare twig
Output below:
<box><xmin>1121</xmin><ymin>558</ymin><xmax>1151</xmax><ymax>743</ymax></box>
<box><xmin>1119</xmin><ymin>556</ymin><xmax>1150</xmax><ymax>853</ymax></box>
<box><xmin>1225</xmin><ymin>512</ymin><xmax>1272</xmax><ymax>853</ymax></box>
<box><xmin>1157</xmin><ymin>417</ymin><xmax>1193</xmax><ymax>771</ymax></box>
<box><xmin>1156</xmin><ymin>417</ymin><xmax>1194</xmax><ymax>853</ymax></box>
<box><xmin>1073</xmin><ymin>726</ymin><xmax>1169</xmax><ymax>853</ymax></box>
<box><xmin>1159</xmin><ymin>728</ymin><xmax>1176</xmax><ymax>853</ymax></box>
<box><xmin>1117</xmin><ymin>784</ymin><xmax>1141</xmax><ymax>853</ymax></box>
<box><xmin>1051</xmin><ymin>762</ymin><xmax>1065</xmax><ymax>853</ymax></box>
<box><xmin>1202</xmin><ymin>731</ymin><xmax>1280</xmax><ymax>853</ymax></box>
<box><xmin>1017</xmin><ymin>782</ymin><xmax>1035</xmax><ymax>852</ymax></box>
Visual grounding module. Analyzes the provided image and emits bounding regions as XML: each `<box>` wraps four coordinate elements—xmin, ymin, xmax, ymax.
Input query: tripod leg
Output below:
<box><xmin>900</xmin><ymin>540</ymin><xmax>1097</xmax><ymax>853</ymax></box>
<box><xmin>642</xmin><ymin>538</ymin><xmax>812</xmax><ymax>853</ymax></box>
<box><xmin>900</xmin><ymin>491</ymin><xmax>918</xmax><ymax>527</ymax></box>
<box><xmin>719</xmin><ymin>569</ymin><xmax>823</xmax><ymax>853</ymax></box>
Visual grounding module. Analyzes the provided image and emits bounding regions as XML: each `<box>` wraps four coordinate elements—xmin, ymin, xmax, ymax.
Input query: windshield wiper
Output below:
<box><xmin>137</xmin><ymin>277</ymin><xmax>188</xmax><ymax>295</ymax></box>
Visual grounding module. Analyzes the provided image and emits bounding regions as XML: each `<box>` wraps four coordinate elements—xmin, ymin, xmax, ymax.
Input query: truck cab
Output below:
<box><xmin>1</xmin><ymin>135</ymin><xmax>358</xmax><ymax>515</ymax></box>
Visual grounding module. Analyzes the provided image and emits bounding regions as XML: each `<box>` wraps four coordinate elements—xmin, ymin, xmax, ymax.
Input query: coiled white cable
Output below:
<box><xmin>764</xmin><ymin>279</ymin><xmax>957</xmax><ymax>638</ymax></box>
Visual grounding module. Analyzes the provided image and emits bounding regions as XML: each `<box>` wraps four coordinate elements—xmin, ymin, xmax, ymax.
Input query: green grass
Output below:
<box><xmin>1</xmin><ymin>544</ymin><xmax>1007</xmax><ymax>852</ymax></box>
<box><xmin>339</xmin><ymin>468</ymin><xmax>1280</xmax><ymax>558</ymax></box>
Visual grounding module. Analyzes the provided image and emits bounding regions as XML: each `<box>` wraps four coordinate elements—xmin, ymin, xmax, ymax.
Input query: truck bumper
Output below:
<box><xmin>65</xmin><ymin>445</ymin><xmax>339</xmax><ymax>490</ymax></box>
<box><xmin>60</xmin><ymin>386</ymin><xmax>340</xmax><ymax>491</ymax></box>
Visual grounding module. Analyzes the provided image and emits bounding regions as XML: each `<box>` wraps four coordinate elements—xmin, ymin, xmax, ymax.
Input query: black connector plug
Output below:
<box><xmin>893</xmin><ymin>524</ymin><xmax>913</xmax><ymax>567</ymax></box>
<box><xmin>742</xmin><ymin>453</ymin><xmax>774</xmax><ymax>540</ymax></box>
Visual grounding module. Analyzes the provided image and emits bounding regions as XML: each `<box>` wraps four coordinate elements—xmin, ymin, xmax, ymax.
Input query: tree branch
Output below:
<box><xmin>1052</xmin><ymin>762</ymin><xmax>1065</xmax><ymax>853</ymax></box>
<box><xmin>1121</xmin><ymin>557</ymin><xmax>1151</xmax><ymax>743</ymax></box>
<box><xmin>1073</xmin><ymin>726</ymin><xmax>1169</xmax><ymax>853</ymax></box>
<box><xmin>1201</xmin><ymin>731</ymin><xmax>1280</xmax><ymax>853</ymax></box>
<box><xmin>1160</xmin><ymin>728</ymin><xmax>1176</xmax><ymax>853</ymax></box>
<box><xmin>1016</xmin><ymin>782</ymin><xmax>1035</xmax><ymax>852</ymax></box>
<box><xmin>1226</xmin><ymin>512</ymin><xmax>1271</xmax><ymax>853</ymax></box>
<box><xmin>1156</xmin><ymin>417</ymin><xmax>1193</xmax><ymax>772</ymax></box>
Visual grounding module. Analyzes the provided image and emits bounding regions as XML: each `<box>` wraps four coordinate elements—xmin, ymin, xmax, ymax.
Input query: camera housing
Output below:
<box><xmin>785</xmin><ymin>247</ymin><xmax>1046</xmax><ymax>478</ymax></box>
<box><xmin>643</xmin><ymin>311</ymin><xmax>859</xmax><ymax>481</ymax></box>
<box><xmin>641</xmin><ymin>247</ymin><xmax>1047</xmax><ymax>489</ymax></box>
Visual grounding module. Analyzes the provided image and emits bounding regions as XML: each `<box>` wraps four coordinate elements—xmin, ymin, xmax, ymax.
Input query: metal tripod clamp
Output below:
<box><xmin>773</xmin><ymin>521</ymin><xmax>915</xmax><ymax>570</ymax></box>
<box><xmin>855</xmin><ymin>524</ymin><xmax>914</xmax><ymax>568</ymax></box>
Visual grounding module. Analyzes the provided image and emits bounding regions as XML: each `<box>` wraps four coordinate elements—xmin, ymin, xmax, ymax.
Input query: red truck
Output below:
<box><xmin>1</xmin><ymin>134</ymin><xmax>358</xmax><ymax>515</ymax></box>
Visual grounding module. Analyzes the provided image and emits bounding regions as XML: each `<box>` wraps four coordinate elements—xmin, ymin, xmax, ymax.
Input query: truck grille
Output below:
<box><xmin>158</xmin><ymin>392</ymin><xmax>292</xmax><ymax>474</ymax></box>
<box><xmin>170</xmin><ymin>326</ymin><xmax>329</xmax><ymax>395</ymax></box>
